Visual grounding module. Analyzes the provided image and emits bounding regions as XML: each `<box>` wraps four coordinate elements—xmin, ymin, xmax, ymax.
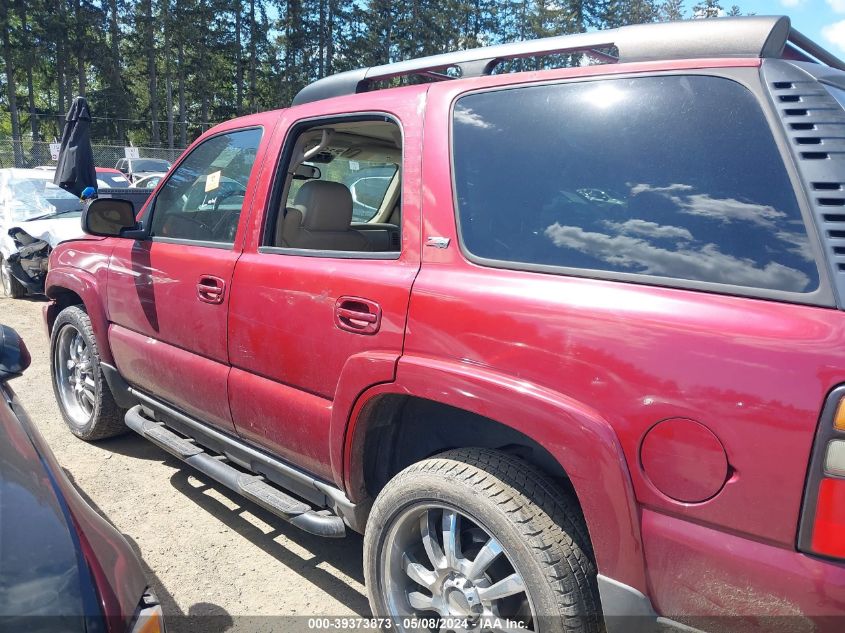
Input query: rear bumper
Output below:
<box><xmin>602</xmin><ymin>509</ymin><xmax>845</xmax><ymax>632</ymax></box>
<box><xmin>642</xmin><ymin>508</ymin><xmax>845</xmax><ymax>631</ymax></box>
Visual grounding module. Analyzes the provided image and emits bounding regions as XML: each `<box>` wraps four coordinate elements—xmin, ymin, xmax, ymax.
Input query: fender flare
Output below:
<box><xmin>329</xmin><ymin>350</ymin><xmax>400</xmax><ymax>485</ymax></box>
<box><xmin>44</xmin><ymin>267</ymin><xmax>113</xmax><ymax>365</ymax></box>
<box><xmin>343</xmin><ymin>353</ymin><xmax>648</xmax><ymax>593</ymax></box>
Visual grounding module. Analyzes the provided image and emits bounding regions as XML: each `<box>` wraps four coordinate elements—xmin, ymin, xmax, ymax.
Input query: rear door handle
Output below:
<box><xmin>335</xmin><ymin>297</ymin><xmax>381</xmax><ymax>335</ymax></box>
<box><xmin>197</xmin><ymin>275</ymin><xmax>226</xmax><ymax>304</ymax></box>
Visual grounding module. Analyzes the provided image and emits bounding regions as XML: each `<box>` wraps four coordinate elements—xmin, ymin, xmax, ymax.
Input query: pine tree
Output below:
<box><xmin>143</xmin><ymin>0</ymin><xmax>159</xmax><ymax>143</ymax></box>
<box><xmin>603</xmin><ymin>0</ymin><xmax>658</xmax><ymax>28</ymax></box>
<box><xmin>659</xmin><ymin>0</ymin><xmax>685</xmax><ymax>21</ymax></box>
<box><xmin>0</xmin><ymin>0</ymin><xmax>748</xmax><ymax>158</ymax></box>
<box><xmin>0</xmin><ymin>0</ymin><xmax>24</xmax><ymax>165</ymax></box>
<box><xmin>692</xmin><ymin>0</ymin><xmax>722</xmax><ymax>18</ymax></box>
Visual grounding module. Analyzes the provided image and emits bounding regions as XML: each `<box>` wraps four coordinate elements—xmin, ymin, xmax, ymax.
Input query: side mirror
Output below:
<box><xmin>81</xmin><ymin>198</ymin><xmax>143</xmax><ymax>238</ymax></box>
<box><xmin>350</xmin><ymin>176</ymin><xmax>391</xmax><ymax>212</ymax></box>
<box><xmin>0</xmin><ymin>326</ymin><xmax>30</xmax><ymax>382</ymax></box>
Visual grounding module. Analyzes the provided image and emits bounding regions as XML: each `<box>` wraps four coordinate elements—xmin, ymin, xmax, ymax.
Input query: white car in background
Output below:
<box><xmin>115</xmin><ymin>158</ymin><xmax>171</xmax><ymax>183</ymax></box>
<box><xmin>0</xmin><ymin>169</ymin><xmax>85</xmax><ymax>298</ymax></box>
<box><xmin>130</xmin><ymin>172</ymin><xmax>166</xmax><ymax>189</ymax></box>
<box><xmin>33</xmin><ymin>166</ymin><xmax>132</xmax><ymax>190</ymax></box>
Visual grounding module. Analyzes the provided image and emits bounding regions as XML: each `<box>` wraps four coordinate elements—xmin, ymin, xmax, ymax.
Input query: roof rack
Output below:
<box><xmin>292</xmin><ymin>16</ymin><xmax>845</xmax><ymax>106</ymax></box>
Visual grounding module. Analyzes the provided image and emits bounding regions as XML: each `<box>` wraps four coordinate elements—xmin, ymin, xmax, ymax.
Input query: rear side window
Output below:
<box><xmin>452</xmin><ymin>75</ymin><xmax>819</xmax><ymax>294</ymax></box>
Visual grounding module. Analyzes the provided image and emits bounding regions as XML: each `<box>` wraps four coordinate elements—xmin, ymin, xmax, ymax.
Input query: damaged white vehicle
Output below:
<box><xmin>0</xmin><ymin>169</ymin><xmax>84</xmax><ymax>298</ymax></box>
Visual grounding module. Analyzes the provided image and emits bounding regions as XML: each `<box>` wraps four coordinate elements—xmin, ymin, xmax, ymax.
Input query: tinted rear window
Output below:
<box><xmin>452</xmin><ymin>75</ymin><xmax>819</xmax><ymax>294</ymax></box>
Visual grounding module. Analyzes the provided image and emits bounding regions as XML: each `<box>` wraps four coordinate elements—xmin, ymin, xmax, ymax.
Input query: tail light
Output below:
<box><xmin>799</xmin><ymin>388</ymin><xmax>845</xmax><ymax>560</ymax></box>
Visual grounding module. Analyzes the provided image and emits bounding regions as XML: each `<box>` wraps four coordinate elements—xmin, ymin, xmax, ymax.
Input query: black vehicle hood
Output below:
<box><xmin>0</xmin><ymin>383</ymin><xmax>147</xmax><ymax>631</ymax></box>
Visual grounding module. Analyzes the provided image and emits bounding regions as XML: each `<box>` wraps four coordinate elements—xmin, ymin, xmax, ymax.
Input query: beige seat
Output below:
<box><xmin>276</xmin><ymin>180</ymin><xmax>371</xmax><ymax>251</ymax></box>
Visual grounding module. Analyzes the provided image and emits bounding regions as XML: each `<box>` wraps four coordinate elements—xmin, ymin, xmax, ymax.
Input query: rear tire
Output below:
<box><xmin>0</xmin><ymin>256</ymin><xmax>26</xmax><ymax>299</ymax></box>
<box><xmin>364</xmin><ymin>448</ymin><xmax>602</xmax><ymax>633</ymax></box>
<box><xmin>51</xmin><ymin>305</ymin><xmax>126</xmax><ymax>440</ymax></box>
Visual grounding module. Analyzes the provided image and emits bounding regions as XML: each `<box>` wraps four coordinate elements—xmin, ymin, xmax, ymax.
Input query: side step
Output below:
<box><xmin>125</xmin><ymin>405</ymin><xmax>346</xmax><ymax>538</ymax></box>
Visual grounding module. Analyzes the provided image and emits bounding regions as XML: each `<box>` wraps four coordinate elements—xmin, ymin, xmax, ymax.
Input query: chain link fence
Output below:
<box><xmin>0</xmin><ymin>138</ymin><xmax>185</xmax><ymax>170</ymax></box>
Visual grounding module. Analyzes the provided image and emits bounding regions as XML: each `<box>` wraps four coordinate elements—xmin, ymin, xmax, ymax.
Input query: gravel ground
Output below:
<box><xmin>1</xmin><ymin>294</ymin><xmax>368</xmax><ymax>632</ymax></box>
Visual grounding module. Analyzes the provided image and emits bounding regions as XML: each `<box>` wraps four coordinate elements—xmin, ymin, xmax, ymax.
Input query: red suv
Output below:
<box><xmin>42</xmin><ymin>16</ymin><xmax>845</xmax><ymax>633</ymax></box>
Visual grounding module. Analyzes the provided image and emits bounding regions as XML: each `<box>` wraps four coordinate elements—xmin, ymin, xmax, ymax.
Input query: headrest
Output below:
<box><xmin>293</xmin><ymin>180</ymin><xmax>353</xmax><ymax>232</ymax></box>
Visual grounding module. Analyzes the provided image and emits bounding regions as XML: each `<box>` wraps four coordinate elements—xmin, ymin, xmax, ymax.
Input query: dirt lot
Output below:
<box><xmin>1</xmin><ymin>294</ymin><xmax>367</xmax><ymax>631</ymax></box>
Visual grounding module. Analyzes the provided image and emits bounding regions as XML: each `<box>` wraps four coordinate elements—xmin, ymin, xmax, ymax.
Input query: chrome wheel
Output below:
<box><xmin>382</xmin><ymin>504</ymin><xmax>536</xmax><ymax>633</ymax></box>
<box><xmin>54</xmin><ymin>325</ymin><xmax>96</xmax><ymax>427</ymax></box>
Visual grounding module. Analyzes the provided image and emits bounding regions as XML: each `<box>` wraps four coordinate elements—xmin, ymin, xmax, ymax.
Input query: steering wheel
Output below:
<box><xmin>211</xmin><ymin>188</ymin><xmax>247</xmax><ymax>240</ymax></box>
<box><xmin>212</xmin><ymin>188</ymin><xmax>246</xmax><ymax>214</ymax></box>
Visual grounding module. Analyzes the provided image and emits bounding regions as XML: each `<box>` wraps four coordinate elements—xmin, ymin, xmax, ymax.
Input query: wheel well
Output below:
<box><xmin>45</xmin><ymin>288</ymin><xmax>84</xmax><ymax>333</ymax></box>
<box><xmin>357</xmin><ymin>395</ymin><xmax>579</xmax><ymax>506</ymax></box>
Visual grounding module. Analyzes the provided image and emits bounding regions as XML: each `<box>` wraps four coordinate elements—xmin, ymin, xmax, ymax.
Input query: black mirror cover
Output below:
<box><xmin>0</xmin><ymin>326</ymin><xmax>30</xmax><ymax>381</ymax></box>
<box><xmin>82</xmin><ymin>198</ymin><xmax>139</xmax><ymax>238</ymax></box>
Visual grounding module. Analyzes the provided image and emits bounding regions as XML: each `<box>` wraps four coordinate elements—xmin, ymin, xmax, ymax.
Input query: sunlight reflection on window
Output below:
<box><xmin>583</xmin><ymin>83</ymin><xmax>626</xmax><ymax>108</ymax></box>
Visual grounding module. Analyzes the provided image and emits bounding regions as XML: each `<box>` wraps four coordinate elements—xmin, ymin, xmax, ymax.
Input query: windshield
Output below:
<box><xmin>2</xmin><ymin>176</ymin><xmax>82</xmax><ymax>222</ymax></box>
<box><xmin>132</xmin><ymin>159</ymin><xmax>170</xmax><ymax>172</ymax></box>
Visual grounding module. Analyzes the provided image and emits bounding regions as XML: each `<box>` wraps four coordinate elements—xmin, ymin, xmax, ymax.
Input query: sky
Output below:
<box><xmin>741</xmin><ymin>0</ymin><xmax>845</xmax><ymax>55</ymax></box>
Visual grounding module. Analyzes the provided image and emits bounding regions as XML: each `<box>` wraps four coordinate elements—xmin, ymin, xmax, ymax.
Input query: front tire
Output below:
<box><xmin>364</xmin><ymin>448</ymin><xmax>602</xmax><ymax>633</ymax></box>
<box><xmin>51</xmin><ymin>305</ymin><xmax>126</xmax><ymax>440</ymax></box>
<box><xmin>0</xmin><ymin>256</ymin><xmax>26</xmax><ymax>298</ymax></box>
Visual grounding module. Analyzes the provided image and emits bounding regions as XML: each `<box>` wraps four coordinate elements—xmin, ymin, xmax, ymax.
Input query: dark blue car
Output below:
<box><xmin>0</xmin><ymin>325</ymin><xmax>164</xmax><ymax>633</ymax></box>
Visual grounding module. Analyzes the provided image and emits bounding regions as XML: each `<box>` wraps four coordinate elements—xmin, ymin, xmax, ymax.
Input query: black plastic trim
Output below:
<box><xmin>99</xmin><ymin>362</ymin><xmax>138</xmax><ymax>409</ymax></box>
<box><xmin>127</xmin><ymin>388</ymin><xmax>366</xmax><ymax>532</ymax></box>
<box><xmin>597</xmin><ymin>575</ymin><xmax>657</xmax><ymax>633</ymax></box>
<box><xmin>292</xmin><ymin>16</ymin><xmax>806</xmax><ymax>105</ymax></box>
<box><xmin>787</xmin><ymin>29</ymin><xmax>845</xmax><ymax>71</ymax></box>
<box><xmin>655</xmin><ymin>618</ymin><xmax>706</xmax><ymax>633</ymax></box>
<box><xmin>293</xmin><ymin>17</ymin><xmax>845</xmax><ymax>106</ymax></box>
<box><xmin>258</xmin><ymin>246</ymin><xmax>399</xmax><ymax>260</ymax></box>
<box><xmin>125</xmin><ymin>405</ymin><xmax>346</xmax><ymax>538</ymax></box>
<box><xmin>150</xmin><ymin>236</ymin><xmax>235</xmax><ymax>250</ymax></box>
<box><xmin>761</xmin><ymin>59</ymin><xmax>845</xmax><ymax>308</ymax></box>
<box><xmin>597</xmin><ymin>575</ymin><xmax>708</xmax><ymax>633</ymax></box>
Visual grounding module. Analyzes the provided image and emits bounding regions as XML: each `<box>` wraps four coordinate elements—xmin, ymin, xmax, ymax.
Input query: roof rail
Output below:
<box><xmin>292</xmin><ymin>16</ymin><xmax>845</xmax><ymax>106</ymax></box>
